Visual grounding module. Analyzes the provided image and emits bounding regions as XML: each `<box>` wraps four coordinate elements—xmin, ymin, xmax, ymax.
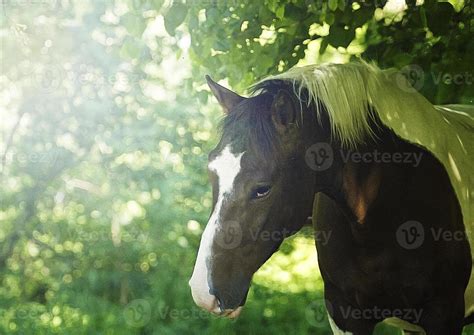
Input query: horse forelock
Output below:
<box><xmin>221</xmin><ymin>93</ymin><xmax>280</xmax><ymax>161</ymax></box>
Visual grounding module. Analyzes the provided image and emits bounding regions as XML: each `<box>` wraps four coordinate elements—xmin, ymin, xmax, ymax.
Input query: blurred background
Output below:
<box><xmin>0</xmin><ymin>0</ymin><xmax>472</xmax><ymax>334</ymax></box>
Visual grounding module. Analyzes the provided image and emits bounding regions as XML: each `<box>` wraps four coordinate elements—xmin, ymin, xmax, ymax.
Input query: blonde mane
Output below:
<box><xmin>257</xmin><ymin>61</ymin><xmax>428</xmax><ymax>147</ymax></box>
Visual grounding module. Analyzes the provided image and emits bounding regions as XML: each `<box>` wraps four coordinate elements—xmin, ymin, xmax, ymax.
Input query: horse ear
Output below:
<box><xmin>205</xmin><ymin>75</ymin><xmax>245</xmax><ymax>114</ymax></box>
<box><xmin>271</xmin><ymin>90</ymin><xmax>297</xmax><ymax>132</ymax></box>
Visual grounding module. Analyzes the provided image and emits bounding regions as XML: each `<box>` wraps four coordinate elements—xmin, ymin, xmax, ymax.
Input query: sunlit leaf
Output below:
<box><xmin>121</xmin><ymin>13</ymin><xmax>146</xmax><ymax>37</ymax></box>
<box><xmin>164</xmin><ymin>3</ymin><xmax>188</xmax><ymax>36</ymax></box>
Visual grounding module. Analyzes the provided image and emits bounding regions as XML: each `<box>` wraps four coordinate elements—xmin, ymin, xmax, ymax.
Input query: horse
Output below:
<box><xmin>188</xmin><ymin>62</ymin><xmax>473</xmax><ymax>334</ymax></box>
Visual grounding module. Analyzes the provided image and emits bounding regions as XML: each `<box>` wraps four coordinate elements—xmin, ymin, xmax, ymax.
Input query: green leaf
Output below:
<box><xmin>120</xmin><ymin>37</ymin><xmax>142</xmax><ymax>59</ymax></box>
<box><xmin>328</xmin><ymin>0</ymin><xmax>338</xmax><ymax>11</ymax></box>
<box><xmin>419</xmin><ymin>6</ymin><xmax>427</xmax><ymax>28</ymax></box>
<box><xmin>164</xmin><ymin>3</ymin><xmax>188</xmax><ymax>36</ymax></box>
<box><xmin>325</xmin><ymin>12</ymin><xmax>335</xmax><ymax>25</ymax></box>
<box><xmin>319</xmin><ymin>38</ymin><xmax>329</xmax><ymax>54</ymax></box>
<box><xmin>122</xmin><ymin>13</ymin><xmax>146</xmax><ymax>37</ymax></box>
<box><xmin>338</xmin><ymin>0</ymin><xmax>346</xmax><ymax>11</ymax></box>
<box><xmin>267</xmin><ymin>0</ymin><xmax>279</xmax><ymax>13</ymax></box>
<box><xmin>276</xmin><ymin>5</ymin><xmax>285</xmax><ymax>20</ymax></box>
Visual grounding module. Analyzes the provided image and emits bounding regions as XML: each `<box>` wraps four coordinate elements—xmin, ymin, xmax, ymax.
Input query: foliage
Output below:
<box><xmin>184</xmin><ymin>0</ymin><xmax>473</xmax><ymax>103</ymax></box>
<box><xmin>0</xmin><ymin>1</ymin><xmax>472</xmax><ymax>335</ymax></box>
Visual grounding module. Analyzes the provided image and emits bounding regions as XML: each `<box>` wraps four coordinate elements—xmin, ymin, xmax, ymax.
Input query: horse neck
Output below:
<box><xmin>299</xmin><ymin>102</ymin><xmax>426</xmax><ymax>226</ymax></box>
<box><xmin>309</xmin><ymin>124</ymin><xmax>462</xmax><ymax>235</ymax></box>
<box><xmin>306</xmin><ymin>120</ymin><xmax>413</xmax><ymax>226</ymax></box>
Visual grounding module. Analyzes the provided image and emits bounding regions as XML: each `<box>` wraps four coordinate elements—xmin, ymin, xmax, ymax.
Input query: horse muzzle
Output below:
<box><xmin>188</xmin><ymin>275</ymin><xmax>245</xmax><ymax>319</ymax></box>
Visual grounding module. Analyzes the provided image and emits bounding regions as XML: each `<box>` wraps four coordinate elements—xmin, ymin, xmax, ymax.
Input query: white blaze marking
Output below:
<box><xmin>189</xmin><ymin>145</ymin><xmax>244</xmax><ymax>313</ymax></box>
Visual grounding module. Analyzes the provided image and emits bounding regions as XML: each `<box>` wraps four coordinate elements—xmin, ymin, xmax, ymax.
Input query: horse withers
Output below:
<box><xmin>188</xmin><ymin>63</ymin><xmax>473</xmax><ymax>334</ymax></box>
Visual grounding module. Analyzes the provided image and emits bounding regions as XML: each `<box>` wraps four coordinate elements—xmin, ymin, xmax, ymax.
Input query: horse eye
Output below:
<box><xmin>252</xmin><ymin>185</ymin><xmax>271</xmax><ymax>199</ymax></box>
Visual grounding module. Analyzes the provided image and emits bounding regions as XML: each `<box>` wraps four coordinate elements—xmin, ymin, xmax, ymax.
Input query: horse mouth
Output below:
<box><xmin>189</xmin><ymin>281</ymin><xmax>248</xmax><ymax>319</ymax></box>
<box><xmin>214</xmin><ymin>291</ymin><xmax>248</xmax><ymax>318</ymax></box>
<box><xmin>218</xmin><ymin>306</ymin><xmax>243</xmax><ymax>319</ymax></box>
